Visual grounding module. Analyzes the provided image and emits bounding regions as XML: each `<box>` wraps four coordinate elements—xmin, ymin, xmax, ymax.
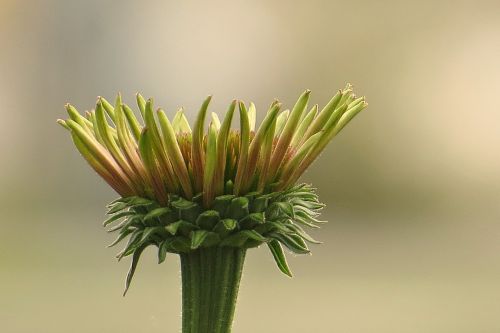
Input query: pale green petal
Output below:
<box><xmin>248</xmin><ymin>102</ymin><xmax>256</xmax><ymax>132</ymax></box>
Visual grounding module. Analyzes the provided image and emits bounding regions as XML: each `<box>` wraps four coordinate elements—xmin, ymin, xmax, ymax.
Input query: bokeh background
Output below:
<box><xmin>1</xmin><ymin>0</ymin><xmax>499</xmax><ymax>332</ymax></box>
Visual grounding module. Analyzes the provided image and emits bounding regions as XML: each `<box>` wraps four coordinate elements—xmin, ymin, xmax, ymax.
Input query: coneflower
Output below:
<box><xmin>58</xmin><ymin>84</ymin><xmax>366</xmax><ymax>333</ymax></box>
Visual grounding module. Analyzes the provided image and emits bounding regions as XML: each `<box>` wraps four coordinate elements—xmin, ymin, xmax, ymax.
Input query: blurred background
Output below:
<box><xmin>1</xmin><ymin>0</ymin><xmax>499</xmax><ymax>332</ymax></box>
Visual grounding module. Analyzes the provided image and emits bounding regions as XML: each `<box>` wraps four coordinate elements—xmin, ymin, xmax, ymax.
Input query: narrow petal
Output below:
<box><xmin>213</xmin><ymin>100</ymin><xmax>236</xmax><ymax>196</ymax></box>
<box><xmin>240</xmin><ymin>101</ymin><xmax>281</xmax><ymax>193</ymax></box>
<box><xmin>66</xmin><ymin>119</ymin><xmax>134</xmax><ymax>194</ymax></box>
<box><xmin>287</xmin><ymin>100</ymin><xmax>367</xmax><ymax>186</ymax></box>
<box><xmin>138</xmin><ymin>128</ymin><xmax>168</xmax><ymax>204</ymax></box>
<box><xmin>191</xmin><ymin>95</ymin><xmax>212</xmax><ymax>193</ymax></box>
<box><xmin>157</xmin><ymin>109</ymin><xmax>193</xmax><ymax>198</ymax></box>
<box><xmin>233</xmin><ymin>101</ymin><xmax>250</xmax><ymax>195</ymax></box>
<box><xmin>211</xmin><ymin>112</ymin><xmax>221</xmax><ymax>131</ymax></box>
<box><xmin>248</xmin><ymin>102</ymin><xmax>256</xmax><ymax>132</ymax></box>
<box><xmin>95</xmin><ymin>98</ymin><xmax>139</xmax><ymax>192</ymax></box>
<box><xmin>279</xmin><ymin>131</ymin><xmax>323</xmax><ymax>189</ymax></box>
<box><xmin>99</xmin><ymin>96</ymin><xmax>117</xmax><ymax>123</ymax></box>
<box><xmin>136</xmin><ymin>93</ymin><xmax>146</xmax><ymax>119</ymax></box>
<box><xmin>267</xmin><ymin>90</ymin><xmax>310</xmax><ymax>182</ymax></box>
<box><xmin>172</xmin><ymin>108</ymin><xmax>192</xmax><ymax>134</ymax></box>
<box><xmin>203</xmin><ymin>122</ymin><xmax>218</xmax><ymax>206</ymax></box>
<box><xmin>114</xmin><ymin>95</ymin><xmax>149</xmax><ymax>195</ymax></box>
<box><xmin>290</xmin><ymin>104</ymin><xmax>318</xmax><ymax>148</ymax></box>
<box><xmin>144</xmin><ymin>98</ymin><xmax>179</xmax><ymax>193</ymax></box>
<box><xmin>257</xmin><ymin>114</ymin><xmax>277</xmax><ymax>192</ymax></box>
<box><xmin>56</xmin><ymin>119</ymin><xmax>70</xmax><ymax>130</ymax></box>
<box><xmin>70</xmin><ymin>131</ymin><xmax>128</xmax><ymax>196</ymax></box>
<box><xmin>300</xmin><ymin>89</ymin><xmax>342</xmax><ymax>144</ymax></box>
<box><xmin>122</xmin><ymin>103</ymin><xmax>142</xmax><ymax>141</ymax></box>
<box><xmin>274</xmin><ymin>109</ymin><xmax>289</xmax><ymax>138</ymax></box>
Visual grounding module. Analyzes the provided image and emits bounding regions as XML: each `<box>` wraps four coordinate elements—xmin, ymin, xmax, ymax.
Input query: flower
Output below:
<box><xmin>57</xmin><ymin>84</ymin><xmax>367</xmax><ymax>293</ymax></box>
<box><xmin>58</xmin><ymin>84</ymin><xmax>366</xmax><ymax>204</ymax></box>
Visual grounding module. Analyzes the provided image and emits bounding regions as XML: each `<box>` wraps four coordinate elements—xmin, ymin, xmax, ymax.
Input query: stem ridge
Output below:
<box><xmin>180</xmin><ymin>247</ymin><xmax>246</xmax><ymax>333</ymax></box>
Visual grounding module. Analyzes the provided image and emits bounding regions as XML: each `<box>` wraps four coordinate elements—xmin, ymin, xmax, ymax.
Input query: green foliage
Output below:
<box><xmin>104</xmin><ymin>184</ymin><xmax>324</xmax><ymax>292</ymax></box>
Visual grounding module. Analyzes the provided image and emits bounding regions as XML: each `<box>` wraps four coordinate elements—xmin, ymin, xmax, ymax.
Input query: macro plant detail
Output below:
<box><xmin>57</xmin><ymin>84</ymin><xmax>367</xmax><ymax>333</ymax></box>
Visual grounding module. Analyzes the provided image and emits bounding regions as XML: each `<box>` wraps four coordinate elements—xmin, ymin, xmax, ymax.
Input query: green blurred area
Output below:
<box><xmin>1</xmin><ymin>0</ymin><xmax>499</xmax><ymax>332</ymax></box>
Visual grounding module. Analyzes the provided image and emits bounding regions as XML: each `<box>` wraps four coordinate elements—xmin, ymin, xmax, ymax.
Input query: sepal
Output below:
<box><xmin>103</xmin><ymin>183</ymin><xmax>324</xmax><ymax>292</ymax></box>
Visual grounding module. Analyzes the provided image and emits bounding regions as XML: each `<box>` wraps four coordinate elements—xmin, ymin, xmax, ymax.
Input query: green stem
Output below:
<box><xmin>180</xmin><ymin>247</ymin><xmax>246</xmax><ymax>333</ymax></box>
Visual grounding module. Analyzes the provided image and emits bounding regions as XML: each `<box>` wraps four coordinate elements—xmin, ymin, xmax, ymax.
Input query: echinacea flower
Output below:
<box><xmin>58</xmin><ymin>84</ymin><xmax>366</xmax><ymax>333</ymax></box>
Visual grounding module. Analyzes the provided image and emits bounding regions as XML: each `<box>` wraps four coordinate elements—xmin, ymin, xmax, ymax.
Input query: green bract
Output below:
<box><xmin>58</xmin><ymin>84</ymin><xmax>367</xmax><ymax>293</ymax></box>
<box><xmin>105</xmin><ymin>184</ymin><xmax>323</xmax><ymax>294</ymax></box>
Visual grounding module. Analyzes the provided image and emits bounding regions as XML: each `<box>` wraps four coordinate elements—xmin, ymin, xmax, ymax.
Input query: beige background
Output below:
<box><xmin>1</xmin><ymin>0</ymin><xmax>499</xmax><ymax>332</ymax></box>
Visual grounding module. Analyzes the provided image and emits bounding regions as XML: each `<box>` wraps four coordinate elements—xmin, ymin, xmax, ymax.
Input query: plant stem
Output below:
<box><xmin>180</xmin><ymin>247</ymin><xmax>246</xmax><ymax>333</ymax></box>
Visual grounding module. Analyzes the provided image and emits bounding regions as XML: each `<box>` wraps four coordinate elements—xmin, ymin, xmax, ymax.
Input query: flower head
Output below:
<box><xmin>58</xmin><ymin>84</ymin><xmax>366</xmax><ymax>205</ymax></box>
<box><xmin>58</xmin><ymin>84</ymin><xmax>367</xmax><ymax>292</ymax></box>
